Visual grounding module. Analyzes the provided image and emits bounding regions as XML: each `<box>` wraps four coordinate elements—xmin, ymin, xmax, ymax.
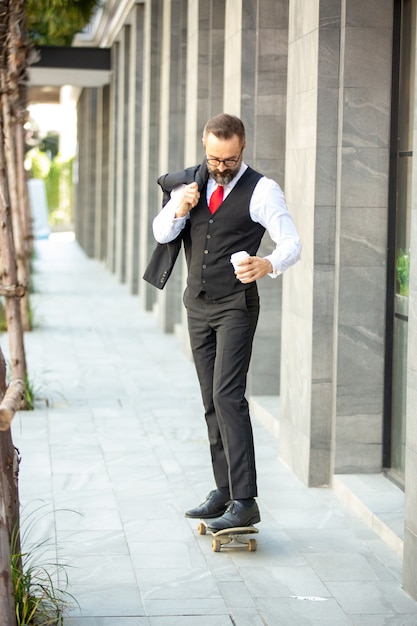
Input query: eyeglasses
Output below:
<box><xmin>206</xmin><ymin>148</ymin><xmax>243</xmax><ymax>168</ymax></box>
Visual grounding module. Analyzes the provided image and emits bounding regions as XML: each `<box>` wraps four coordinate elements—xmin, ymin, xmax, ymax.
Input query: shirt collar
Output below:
<box><xmin>207</xmin><ymin>162</ymin><xmax>248</xmax><ymax>195</ymax></box>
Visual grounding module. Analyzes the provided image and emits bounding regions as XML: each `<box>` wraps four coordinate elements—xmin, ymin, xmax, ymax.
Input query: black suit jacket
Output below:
<box><xmin>143</xmin><ymin>161</ymin><xmax>209</xmax><ymax>289</ymax></box>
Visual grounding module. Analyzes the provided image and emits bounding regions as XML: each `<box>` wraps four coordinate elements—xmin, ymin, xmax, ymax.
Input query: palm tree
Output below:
<box><xmin>26</xmin><ymin>0</ymin><xmax>102</xmax><ymax>46</ymax></box>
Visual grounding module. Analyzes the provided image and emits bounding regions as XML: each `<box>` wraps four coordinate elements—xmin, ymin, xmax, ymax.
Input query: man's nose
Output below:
<box><xmin>218</xmin><ymin>161</ymin><xmax>227</xmax><ymax>171</ymax></box>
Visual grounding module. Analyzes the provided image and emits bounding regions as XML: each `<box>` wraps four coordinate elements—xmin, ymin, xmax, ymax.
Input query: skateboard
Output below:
<box><xmin>198</xmin><ymin>520</ymin><xmax>259</xmax><ymax>552</ymax></box>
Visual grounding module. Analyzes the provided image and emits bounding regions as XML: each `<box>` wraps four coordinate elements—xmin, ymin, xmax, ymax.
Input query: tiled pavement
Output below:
<box><xmin>6</xmin><ymin>235</ymin><xmax>417</xmax><ymax>625</ymax></box>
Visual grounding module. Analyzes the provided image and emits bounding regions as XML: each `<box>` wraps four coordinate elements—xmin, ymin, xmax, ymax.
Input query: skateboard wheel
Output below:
<box><xmin>198</xmin><ymin>523</ymin><xmax>206</xmax><ymax>535</ymax></box>
<box><xmin>248</xmin><ymin>538</ymin><xmax>257</xmax><ymax>552</ymax></box>
<box><xmin>212</xmin><ymin>539</ymin><xmax>221</xmax><ymax>552</ymax></box>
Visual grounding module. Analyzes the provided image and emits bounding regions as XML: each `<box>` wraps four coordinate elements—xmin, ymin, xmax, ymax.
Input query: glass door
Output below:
<box><xmin>385</xmin><ymin>0</ymin><xmax>415</xmax><ymax>486</ymax></box>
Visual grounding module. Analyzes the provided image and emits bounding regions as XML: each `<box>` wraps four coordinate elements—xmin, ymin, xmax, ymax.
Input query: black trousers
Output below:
<box><xmin>183</xmin><ymin>283</ymin><xmax>259</xmax><ymax>500</ymax></box>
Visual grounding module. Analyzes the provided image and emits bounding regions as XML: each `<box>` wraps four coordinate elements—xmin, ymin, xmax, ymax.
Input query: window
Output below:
<box><xmin>385</xmin><ymin>0</ymin><xmax>415</xmax><ymax>487</ymax></box>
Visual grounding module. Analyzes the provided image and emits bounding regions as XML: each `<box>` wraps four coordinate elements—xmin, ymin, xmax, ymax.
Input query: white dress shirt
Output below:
<box><xmin>152</xmin><ymin>162</ymin><xmax>301</xmax><ymax>277</ymax></box>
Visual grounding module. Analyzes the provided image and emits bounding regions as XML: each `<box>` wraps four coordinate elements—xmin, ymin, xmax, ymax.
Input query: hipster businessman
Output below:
<box><xmin>152</xmin><ymin>113</ymin><xmax>301</xmax><ymax>531</ymax></box>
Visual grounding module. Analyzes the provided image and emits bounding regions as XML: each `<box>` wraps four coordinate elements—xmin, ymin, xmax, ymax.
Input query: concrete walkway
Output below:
<box><xmin>6</xmin><ymin>235</ymin><xmax>417</xmax><ymax>625</ymax></box>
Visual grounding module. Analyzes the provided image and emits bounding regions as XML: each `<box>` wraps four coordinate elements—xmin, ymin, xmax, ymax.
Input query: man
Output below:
<box><xmin>152</xmin><ymin>114</ymin><xmax>301</xmax><ymax>531</ymax></box>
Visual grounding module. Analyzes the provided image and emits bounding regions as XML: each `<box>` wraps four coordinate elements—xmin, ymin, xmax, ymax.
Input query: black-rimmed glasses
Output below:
<box><xmin>206</xmin><ymin>148</ymin><xmax>243</xmax><ymax>168</ymax></box>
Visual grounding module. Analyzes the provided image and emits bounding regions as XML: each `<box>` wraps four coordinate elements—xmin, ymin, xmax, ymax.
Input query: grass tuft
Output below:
<box><xmin>11</xmin><ymin>504</ymin><xmax>78</xmax><ymax>625</ymax></box>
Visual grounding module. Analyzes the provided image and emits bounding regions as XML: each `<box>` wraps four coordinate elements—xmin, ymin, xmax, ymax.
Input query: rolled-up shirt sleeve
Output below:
<box><xmin>152</xmin><ymin>185</ymin><xmax>189</xmax><ymax>243</ymax></box>
<box><xmin>250</xmin><ymin>177</ymin><xmax>301</xmax><ymax>277</ymax></box>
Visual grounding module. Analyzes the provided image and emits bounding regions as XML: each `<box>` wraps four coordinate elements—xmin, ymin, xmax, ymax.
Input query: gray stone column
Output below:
<box><xmin>184</xmin><ymin>0</ymin><xmax>226</xmax><ymax>180</ymax></box>
<box><xmin>74</xmin><ymin>91</ymin><xmax>84</xmax><ymax>247</ymax></box>
<box><xmin>139</xmin><ymin>0</ymin><xmax>163</xmax><ymax>311</ymax></box>
<box><xmin>168</xmin><ymin>0</ymin><xmax>227</xmax><ymax>352</ymax></box>
<box><xmin>333</xmin><ymin>0</ymin><xmax>392</xmax><ymax>475</ymax></box>
<box><xmin>279</xmin><ymin>0</ymin><xmax>324</xmax><ymax>484</ymax></box>
<box><xmin>404</xmin><ymin>147</ymin><xmax>417</xmax><ymax>594</ymax></box>
<box><xmin>125</xmin><ymin>5</ymin><xmax>145</xmax><ymax>295</ymax></box>
<box><xmin>106</xmin><ymin>43</ymin><xmax>119</xmax><ymax>273</ymax></box>
<box><xmin>280</xmin><ymin>0</ymin><xmax>393</xmax><ymax>486</ymax></box>
<box><xmin>223</xmin><ymin>0</ymin><xmax>289</xmax><ymax>397</ymax></box>
<box><xmin>403</xmin><ymin>2</ymin><xmax>417</xmax><ymax>602</ymax></box>
<box><xmin>75</xmin><ymin>88</ymin><xmax>98</xmax><ymax>257</ymax></box>
<box><xmin>114</xmin><ymin>25</ymin><xmax>130</xmax><ymax>283</ymax></box>
<box><xmin>152</xmin><ymin>0</ymin><xmax>227</xmax><ymax>334</ymax></box>
<box><xmin>94</xmin><ymin>85</ymin><xmax>110</xmax><ymax>261</ymax></box>
<box><xmin>94</xmin><ymin>87</ymin><xmax>104</xmax><ymax>259</ymax></box>
<box><xmin>155</xmin><ymin>0</ymin><xmax>188</xmax><ymax>333</ymax></box>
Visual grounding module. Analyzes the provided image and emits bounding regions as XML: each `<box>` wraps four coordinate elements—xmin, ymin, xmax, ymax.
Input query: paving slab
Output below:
<box><xmin>3</xmin><ymin>235</ymin><xmax>417</xmax><ymax>625</ymax></box>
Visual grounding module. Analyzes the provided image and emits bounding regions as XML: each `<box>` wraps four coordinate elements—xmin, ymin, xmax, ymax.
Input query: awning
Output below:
<box><xmin>28</xmin><ymin>46</ymin><xmax>112</xmax><ymax>102</ymax></box>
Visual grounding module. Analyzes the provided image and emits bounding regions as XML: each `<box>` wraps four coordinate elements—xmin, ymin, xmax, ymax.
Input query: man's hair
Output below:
<box><xmin>203</xmin><ymin>113</ymin><xmax>246</xmax><ymax>145</ymax></box>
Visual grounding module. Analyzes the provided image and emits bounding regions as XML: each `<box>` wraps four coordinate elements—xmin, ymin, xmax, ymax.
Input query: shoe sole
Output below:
<box><xmin>184</xmin><ymin>508</ymin><xmax>228</xmax><ymax>519</ymax></box>
<box><xmin>207</xmin><ymin>513</ymin><xmax>261</xmax><ymax>532</ymax></box>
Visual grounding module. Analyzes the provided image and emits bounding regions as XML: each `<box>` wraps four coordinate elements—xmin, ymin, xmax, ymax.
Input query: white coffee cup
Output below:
<box><xmin>230</xmin><ymin>250</ymin><xmax>249</xmax><ymax>270</ymax></box>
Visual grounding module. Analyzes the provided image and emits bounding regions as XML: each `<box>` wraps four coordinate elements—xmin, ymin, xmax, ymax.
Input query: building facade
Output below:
<box><xmin>70</xmin><ymin>0</ymin><xmax>417</xmax><ymax>599</ymax></box>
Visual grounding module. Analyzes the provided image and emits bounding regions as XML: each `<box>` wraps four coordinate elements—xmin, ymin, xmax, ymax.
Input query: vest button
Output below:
<box><xmin>202</xmin><ymin>264</ymin><xmax>207</xmax><ymax>269</ymax></box>
<box><xmin>209</xmin><ymin>219</ymin><xmax>214</xmax><ymax>223</ymax></box>
<box><xmin>204</xmin><ymin>249</ymin><xmax>208</xmax><ymax>254</ymax></box>
<box><xmin>206</xmin><ymin>234</ymin><xmax>211</xmax><ymax>239</ymax></box>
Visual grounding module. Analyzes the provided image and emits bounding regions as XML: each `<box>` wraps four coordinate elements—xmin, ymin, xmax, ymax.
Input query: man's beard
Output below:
<box><xmin>208</xmin><ymin>165</ymin><xmax>239</xmax><ymax>186</ymax></box>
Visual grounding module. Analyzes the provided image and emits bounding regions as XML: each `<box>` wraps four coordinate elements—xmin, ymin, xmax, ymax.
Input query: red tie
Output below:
<box><xmin>209</xmin><ymin>185</ymin><xmax>224</xmax><ymax>214</ymax></box>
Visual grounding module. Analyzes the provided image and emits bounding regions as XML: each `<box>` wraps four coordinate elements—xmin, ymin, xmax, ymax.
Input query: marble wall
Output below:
<box><xmin>138</xmin><ymin>0</ymin><xmax>163</xmax><ymax>312</ymax></box>
<box><xmin>155</xmin><ymin>0</ymin><xmax>188</xmax><ymax>333</ymax></box>
<box><xmin>75</xmin><ymin>88</ymin><xmax>98</xmax><ymax>257</ymax></box>
<box><xmin>94</xmin><ymin>85</ymin><xmax>110</xmax><ymax>262</ymax></box>
<box><xmin>225</xmin><ymin>0</ymin><xmax>290</xmax><ymax>395</ymax></box>
<box><xmin>280</xmin><ymin>0</ymin><xmax>320</xmax><ymax>484</ymax></box>
<box><xmin>280</xmin><ymin>0</ymin><xmax>393</xmax><ymax>486</ymax></box>
<box><xmin>334</xmin><ymin>0</ymin><xmax>393</xmax><ymax>474</ymax></box>
<box><xmin>106</xmin><ymin>42</ymin><xmax>119</xmax><ymax>274</ymax></box>
<box><xmin>125</xmin><ymin>6</ymin><xmax>145</xmax><ymax>295</ymax></box>
<box><xmin>403</xmin><ymin>0</ymin><xmax>417</xmax><ymax>600</ymax></box>
<box><xmin>114</xmin><ymin>24</ymin><xmax>130</xmax><ymax>284</ymax></box>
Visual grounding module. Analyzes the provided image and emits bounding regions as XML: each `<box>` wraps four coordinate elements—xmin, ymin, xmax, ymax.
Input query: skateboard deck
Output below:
<box><xmin>198</xmin><ymin>520</ymin><xmax>259</xmax><ymax>552</ymax></box>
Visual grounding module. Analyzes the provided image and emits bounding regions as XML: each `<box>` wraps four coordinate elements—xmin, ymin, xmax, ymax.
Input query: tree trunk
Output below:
<box><xmin>0</xmin><ymin>495</ymin><xmax>16</xmax><ymax>626</ymax></box>
<box><xmin>0</xmin><ymin>2</ymin><xmax>27</xmax><ymax>623</ymax></box>
<box><xmin>16</xmin><ymin>122</ymin><xmax>33</xmax><ymax>267</ymax></box>
<box><xmin>1</xmin><ymin>83</ymin><xmax>29</xmax><ymax>333</ymax></box>
<box><xmin>7</xmin><ymin>0</ymin><xmax>31</xmax><ymax>332</ymax></box>
<box><xmin>0</xmin><ymin>429</ymin><xmax>20</xmax><ymax>545</ymax></box>
<box><xmin>0</xmin><ymin>380</ymin><xmax>25</xmax><ymax>432</ymax></box>
<box><xmin>0</xmin><ymin>348</ymin><xmax>18</xmax><ymax>626</ymax></box>
<box><xmin>0</xmin><ymin>68</ymin><xmax>27</xmax><ymax>384</ymax></box>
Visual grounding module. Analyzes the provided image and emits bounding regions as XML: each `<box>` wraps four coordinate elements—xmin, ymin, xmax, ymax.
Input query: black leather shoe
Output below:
<box><xmin>185</xmin><ymin>489</ymin><xmax>230</xmax><ymax>519</ymax></box>
<box><xmin>206</xmin><ymin>499</ymin><xmax>260</xmax><ymax>531</ymax></box>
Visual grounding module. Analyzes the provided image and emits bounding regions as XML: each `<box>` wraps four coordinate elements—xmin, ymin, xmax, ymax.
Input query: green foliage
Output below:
<box><xmin>45</xmin><ymin>159</ymin><xmax>61</xmax><ymax>213</ymax></box>
<box><xmin>46</xmin><ymin>156</ymin><xmax>74</xmax><ymax>226</ymax></box>
<box><xmin>39</xmin><ymin>133</ymin><xmax>60</xmax><ymax>161</ymax></box>
<box><xmin>11</xmin><ymin>505</ymin><xmax>78</xmax><ymax>625</ymax></box>
<box><xmin>26</xmin><ymin>0</ymin><xmax>102</xmax><ymax>46</ymax></box>
<box><xmin>26</xmin><ymin>148</ymin><xmax>51</xmax><ymax>179</ymax></box>
<box><xmin>24</xmin><ymin>372</ymin><xmax>36</xmax><ymax>411</ymax></box>
<box><xmin>396</xmin><ymin>249</ymin><xmax>410</xmax><ymax>296</ymax></box>
<box><xmin>26</xmin><ymin>149</ymin><xmax>74</xmax><ymax>227</ymax></box>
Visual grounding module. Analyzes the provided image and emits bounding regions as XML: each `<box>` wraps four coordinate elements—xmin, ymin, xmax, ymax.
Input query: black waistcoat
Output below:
<box><xmin>184</xmin><ymin>166</ymin><xmax>265</xmax><ymax>298</ymax></box>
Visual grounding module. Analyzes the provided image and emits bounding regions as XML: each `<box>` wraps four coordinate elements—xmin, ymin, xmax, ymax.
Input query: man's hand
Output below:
<box><xmin>235</xmin><ymin>256</ymin><xmax>273</xmax><ymax>283</ymax></box>
<box><xmin>175</xmin><ymin>182</ymin><xmax>200</xmax><ymax>217</ymax></box>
